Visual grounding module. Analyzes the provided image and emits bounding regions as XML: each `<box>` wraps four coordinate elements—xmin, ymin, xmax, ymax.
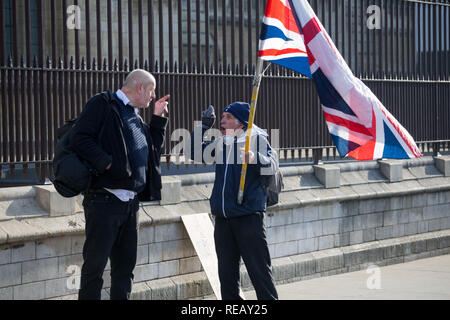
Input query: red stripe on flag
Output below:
<box><xmin>258</xmin><ymin>48</ymin><xmax>307</xmax><ymax>57</ymax></box>
<box><xmin>324</xmin><ymin>113</ymin><xmax>372</xmax><ymax>136</ymax></box>
<box><xmin>347</xmin><ymin>110</ymin><xmax>376</xmax><ymax>160</ymax></box>
<box><xmin>264</xmin><ymin>0</ymin><xmax>300</xmax><ymax>34</ymax></box>
<box><xmin>302</xmin><ymin>18</ymin><xmax>321</xmax><ymax>45</ymax></box>
<box><xmin>305</xmin><ymin>45</ymin><xmax>316</xmax><ymax>66</ymax></box>
<box><xmin>347</xmin><ymin>139</ymin><xmax>376</xmax><ymax>161</ymax></box>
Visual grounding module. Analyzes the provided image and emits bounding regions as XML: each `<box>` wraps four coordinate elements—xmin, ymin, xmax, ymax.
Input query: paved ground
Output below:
<box><xmin>243</xmin><ymin>254</ymin><xmax>450</xmax><ymax>300</ymax></box>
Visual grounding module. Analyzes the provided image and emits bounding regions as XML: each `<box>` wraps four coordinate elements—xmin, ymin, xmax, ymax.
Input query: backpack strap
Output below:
<box><xmin>100</xmin><ymin>90</ymin><xmax>115</xmax><ymax>104</ymax></box>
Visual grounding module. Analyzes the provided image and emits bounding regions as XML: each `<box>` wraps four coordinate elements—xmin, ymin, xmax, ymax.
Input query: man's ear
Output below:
<box><xmin>234</xmin><ymin>119</ymin><xmax>244</xmax><ymax>129</ymax></box>
<box><xmin>137</xmin><ymin>82</ymin><xmax>143</xmax><ymax>94</ymax></box>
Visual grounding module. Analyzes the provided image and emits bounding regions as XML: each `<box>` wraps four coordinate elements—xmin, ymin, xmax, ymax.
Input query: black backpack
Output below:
<box><xmin>261</xmin><ymin>149</ymin><xmax>284</xmax><ymax>207</ymax></box>
<box><xmin>52</xmin><ymin>92</ymin><xmax>112</xmax><ymax>197</ymax></box>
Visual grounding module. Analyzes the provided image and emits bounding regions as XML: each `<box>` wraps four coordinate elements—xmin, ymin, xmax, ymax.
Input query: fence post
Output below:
<box><xmin>313</xmin><ymin>148</ymin><xmax>323</xmax><ymax>165</ymax></box>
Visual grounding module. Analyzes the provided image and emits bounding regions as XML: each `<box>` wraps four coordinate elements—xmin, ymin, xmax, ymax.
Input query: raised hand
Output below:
<box><xmin>154</xmin><ymin>94</ymin><xmax>170</xmax><ymax>116</ymax></box>
<box><xmin>201</xmin><ymin>105</ymin><xmax>216</xmax><ymax>129</ymax></box>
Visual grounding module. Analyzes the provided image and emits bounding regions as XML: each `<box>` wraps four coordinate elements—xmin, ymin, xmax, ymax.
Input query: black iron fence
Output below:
<box><xmin>1</xmin><ymin>0</ymin><xmax>450</xmax><ymax>184</ymax></box>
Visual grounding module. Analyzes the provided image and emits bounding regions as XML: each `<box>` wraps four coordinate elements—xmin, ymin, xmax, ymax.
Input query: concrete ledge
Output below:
<box><xmin>124</xmin><ymin>229</ymin><xmax>450</xmax><ymax>300</ymax></box>
<box><xmin>130</xmin><ymin>273</ymin><xmax>213</xmax><ymax>301</ymax></box>
<box><xmin>34</xmin><ymin>185</ymin><xmax>80</xmax><ymax>217</ymax></box>
<box><xmin>180</xmin><ymin>173</ymin><xmax>215</xmax><ymax>186</ymax></box>
<box><xmin>146</xmin><ymin>278</ymin><xmax>178</xmax><ymax>300</ymax></box>
<box><xmin>313</xmin><ymin>165</ymin><xmax>340</xmax><ymax>189</ymax></box>
<box><xmin>435</xmin><ymin>156</ymin><xmax>450</xmax><ymax>177</ymax></box>
<box><xmin>0</xmin><ymin>187</ymin><xmax>36</xmax><ymax>201</ymax></box>
<box><xmin>160</xmin><ymin>176</ymin><xmax>181</xmax><ymax>205</ymax></box>
<box><xmin>0</xmin><ymin>213</ymin><xmax>85</xmax><ymax>244</ymax></box>
<box><xmin>78</xmin><ymin>229</ymin><xmax>450</xmax><ymax>300</ymax></box>
<box><xmin>269</xmin><ymin>229</ymin><xmax>449</xmax><ymax>285</ymax></box>
<box><xmin>34</xmin><ymin>227</ymin><xmax>450</xmax><ymax>300</ymax></box>
<box><xmin>379</xmin><ymin>160</ymin><xmax>403</xmax><ymax>182</ymax></box>
<box><xmin>1</xmin><ymin>174</ymin><xmax>449</xmax><ymax>245</ymax></box>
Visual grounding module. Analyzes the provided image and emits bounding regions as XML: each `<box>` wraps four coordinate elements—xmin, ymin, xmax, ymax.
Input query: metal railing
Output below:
<box><xmin>1</xmin><ymin>0</ymin><xmax>449</xmax><ymax>184</ymax></box>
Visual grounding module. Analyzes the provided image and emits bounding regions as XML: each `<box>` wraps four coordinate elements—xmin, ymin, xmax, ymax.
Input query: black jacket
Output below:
<box><xmin>69</xmin><ymin>91</ymin><xmax>168</xmax><ymax>201</ymax></box>
<box><xmin>190</xmin><ymin>126</ymin><xmax>277</xmax><ymax>218</ymax></box>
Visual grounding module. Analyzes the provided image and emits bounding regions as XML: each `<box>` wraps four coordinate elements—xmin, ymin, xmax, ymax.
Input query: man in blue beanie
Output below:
<box><xmin>190</xmin><ymin>102</ymin><xmax>278</xmax><ymax>300</ymax></box>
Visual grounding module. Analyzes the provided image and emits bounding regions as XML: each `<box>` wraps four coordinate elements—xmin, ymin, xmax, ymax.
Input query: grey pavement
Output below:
<box><xmin>244</xmin><ymin>254</ymin><xmax>450</xmax><ymax>300</ymax></box>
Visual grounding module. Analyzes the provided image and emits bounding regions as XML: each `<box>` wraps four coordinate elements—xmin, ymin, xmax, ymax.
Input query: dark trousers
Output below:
<box><xmin>78</xmin><ymin>192</ymin><xmax>139</xmax><ymax>300</ymax></box>
<box><xmin>214</xmin><ymin>212</ymin><xmax>278</xmax><ymax>300</ymax></box>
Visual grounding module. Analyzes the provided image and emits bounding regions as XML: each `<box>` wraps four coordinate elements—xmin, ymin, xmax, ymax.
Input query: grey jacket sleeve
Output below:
<box><xmin>188</xmin><ymin>125</ymin><xmax>218</xmax><ymax>164</ymax></box>
<box><xmin>257</xmin><ymin>135</ymin><xmax>278</xmax><ymax>176</ymax></box>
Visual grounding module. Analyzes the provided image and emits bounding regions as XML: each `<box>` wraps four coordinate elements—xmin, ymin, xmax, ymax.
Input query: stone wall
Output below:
<box><xmin>0</xmin><ymin>156</ymin><xmax>449</xmax><ymax>300</ymax></box>
<box><xmin>266</xmin><ymin>193</ymin><xmax>450</xmax><ymax>259</ymax></box>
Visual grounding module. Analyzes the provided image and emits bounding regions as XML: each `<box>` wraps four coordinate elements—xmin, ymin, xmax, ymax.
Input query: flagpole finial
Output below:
<box><xmin>252</xmin><ymin>58</ymin><xmax>264</xmax><ymax>87</ymax></box>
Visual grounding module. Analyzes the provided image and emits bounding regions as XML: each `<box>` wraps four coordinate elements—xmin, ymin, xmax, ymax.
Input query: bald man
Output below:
<box><xmin>69</xmin><ymin>69</ymin><xmax>170</xmax><ymax>300</ymax></box>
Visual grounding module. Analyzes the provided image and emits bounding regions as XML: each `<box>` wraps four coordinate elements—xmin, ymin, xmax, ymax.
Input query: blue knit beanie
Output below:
<box><xmin>223</xmin><ymin>102</ymin><xmax>250</xmax><ymax>127</ymax></box>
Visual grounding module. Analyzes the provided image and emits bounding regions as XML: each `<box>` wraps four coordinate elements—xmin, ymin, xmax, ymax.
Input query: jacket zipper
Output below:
<box><xmin>221</xmin><ymin>143</ymin><xmax>233</xmax><ymax>218</ymax></box>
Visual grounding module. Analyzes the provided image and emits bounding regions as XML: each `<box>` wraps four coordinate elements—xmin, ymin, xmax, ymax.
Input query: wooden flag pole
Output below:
<box><xmin>237</xmin><ymin>58</ymin><xmax>265</xmax><ymax>205</ymax></box>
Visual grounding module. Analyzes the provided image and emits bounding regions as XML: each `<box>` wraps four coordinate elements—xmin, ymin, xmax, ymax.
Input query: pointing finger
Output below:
<box><xmin>157</xmin><ymin>94</ymin><xmax>170</xmax><ymax>103</ymax></box>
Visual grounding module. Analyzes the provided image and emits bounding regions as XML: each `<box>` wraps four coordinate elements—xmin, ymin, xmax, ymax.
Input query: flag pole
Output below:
<box><xmin>237</xmin><ymin>58</ymin><xmax>265</xmax><ymax>205</ymax></box>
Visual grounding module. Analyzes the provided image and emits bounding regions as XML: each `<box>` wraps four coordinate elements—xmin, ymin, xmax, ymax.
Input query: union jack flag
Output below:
<box><xmin>259</xmin><ymin>0</ymin><xmax>423</xmax><ymax>160</ymax></box>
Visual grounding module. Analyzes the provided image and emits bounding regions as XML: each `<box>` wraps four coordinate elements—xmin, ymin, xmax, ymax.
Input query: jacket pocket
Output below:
<box><xmin>242</xmin><ymin>181</ymin><xmax>266</xmax><ymax>213</ymax></box>
<box><xmin>98</xmin><ymin>115</ymin><xmax>131</xmax><ymax>180</ymax></box>
<box><xmin>209</xmin><ymin>185</ymin><xmax>224</xmax><ymax>217</ymax></box>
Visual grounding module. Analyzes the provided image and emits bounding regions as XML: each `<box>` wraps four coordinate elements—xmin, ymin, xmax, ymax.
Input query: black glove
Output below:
<box><xmin>201</xmin><ymin>105</ymin><xmax>216</xmax><ymax>130</ymax></box>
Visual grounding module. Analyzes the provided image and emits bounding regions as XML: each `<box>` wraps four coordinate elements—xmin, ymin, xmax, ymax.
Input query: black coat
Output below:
<box><xmin>69</xmin><ymin>91</ymin><xmax>168</xmax><ymax>201</ymax></box>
